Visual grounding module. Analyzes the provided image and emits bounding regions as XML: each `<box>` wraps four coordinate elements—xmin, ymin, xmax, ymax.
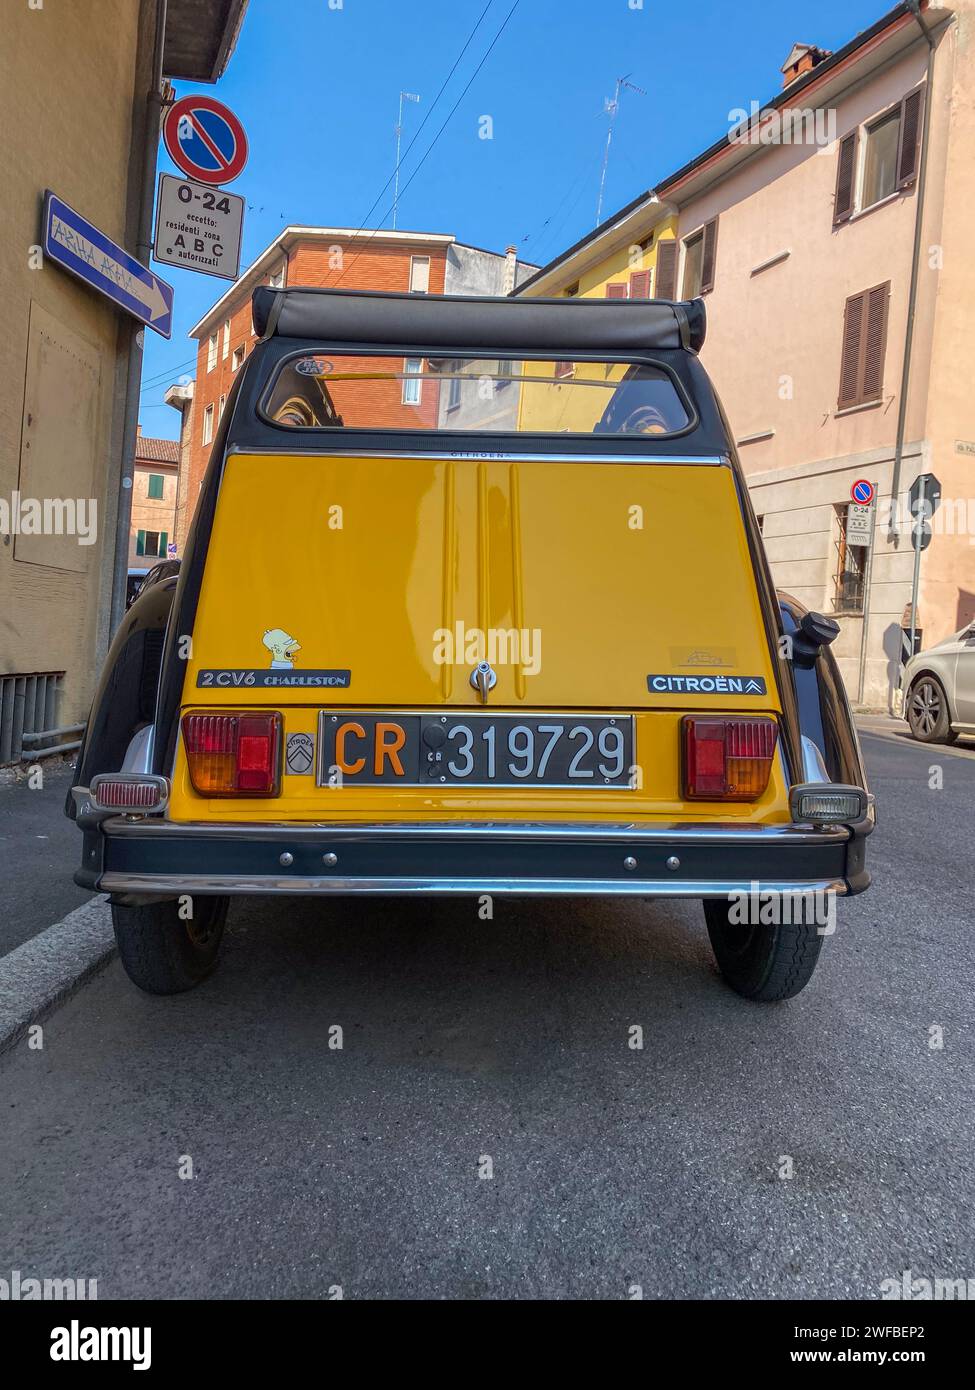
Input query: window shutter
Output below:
<box><xmin>159</xmin><ymin>531</ymin><xmax>169</xmax><ymax>557</ymax></box>
<box><xmin>136</xmin><ymin>529</ymin><xmax>146</xmax><ymax>557</ymax></box>
<box><xmin>838</xmin><ymin>283</ymin><xmax>889</xmax><ymax>409</ymax></box>
<box><xmin>833</xmin><ymin>132</ymin><xmax>857</xmax><ymax>224</ymax></box>
<box><xmin>628</xmin><ymin>269</ymin><xmax>651</xmax><ymax>298</ymax></box>
<box><xmin>605</xmin><ymin>282</ymin><xmax>628</xmax><ymax>299</ymax></box>
<box><xmin>654</xmin><ymin>239</ymin><xmax>678</xmax><ymax>299</ymax></box>
<box><xmin>838</xmin><ymin>292</ymin><xmax>866</xmax><ymax>410</ymax></box>
<box><xmin>896</xmin><ymin>88</ymin><xmax>923</xmax><ymax>189</ymax></box>
<box><xmin>700</xmin><ymin>218</ymin><xmax>719</xmax><ymax>294</ymax></box>
<box><xmin>861</xmin><ymin>282</ymin><xmax>890</xmax><ymax>403</ymax></box>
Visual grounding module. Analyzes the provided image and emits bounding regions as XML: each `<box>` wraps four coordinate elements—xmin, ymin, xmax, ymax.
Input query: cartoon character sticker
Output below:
<box><xmin>263</xmin><ymin>628</ymin><xmax>301</xmax><ymax>669</ymax></box>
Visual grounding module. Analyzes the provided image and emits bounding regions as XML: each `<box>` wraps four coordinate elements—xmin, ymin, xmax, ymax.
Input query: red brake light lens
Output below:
<box><xmin>682</xmin><ymin>716</ymin><xmax>778</xmax><ymax>801</ymax></box>
<box><xmin>181</xmin><ymin>712</ymin><xmax>282</xmax><ymax>797</ymax></box>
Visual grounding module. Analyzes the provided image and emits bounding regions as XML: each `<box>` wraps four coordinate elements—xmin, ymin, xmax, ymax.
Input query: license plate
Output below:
<box><xmin>317</xmin><ymin>712</ymin><xmax>634</xmax><ymax>788</ymax></box>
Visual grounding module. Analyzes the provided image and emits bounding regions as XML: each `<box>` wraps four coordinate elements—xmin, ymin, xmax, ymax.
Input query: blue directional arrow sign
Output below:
<box><xmin>43</xmin><ymin>191</ymin><xmax>174</xmax><ymax>338</ymax></box>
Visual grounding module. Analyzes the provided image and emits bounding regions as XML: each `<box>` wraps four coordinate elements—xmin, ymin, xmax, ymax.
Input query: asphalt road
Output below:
<box><xmin>0</xmin><ymin>761</ymin><xmax>91</xmax><ymax>955</ymax></box>
<box><xmin>1</xmin><ymin>727</ymin><xmax>972</xmax><ymax>1299</ymax></box>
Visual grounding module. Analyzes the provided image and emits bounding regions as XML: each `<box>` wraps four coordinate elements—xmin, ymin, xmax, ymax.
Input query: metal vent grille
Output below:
<box><xmin>0</xmin><ymin>671</ymin><xmax>72</xmax><ymax>764</ymax></box>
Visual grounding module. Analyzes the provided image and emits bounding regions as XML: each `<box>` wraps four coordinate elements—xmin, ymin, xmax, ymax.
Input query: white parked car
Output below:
<box><xmin>901</xmin><ymin>624</ymin><xmax>975</xmax><ymax>743</ymax></box>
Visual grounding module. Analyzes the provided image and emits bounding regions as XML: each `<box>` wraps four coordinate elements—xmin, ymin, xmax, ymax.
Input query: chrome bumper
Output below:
<box><xmin>75</xmin><ymin>812</ymin><xmax>873</xmax><ymax>901</ymax></box>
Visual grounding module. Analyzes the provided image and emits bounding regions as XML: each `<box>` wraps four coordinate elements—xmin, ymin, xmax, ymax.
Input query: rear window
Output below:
<box><xmin>262</xmin><ymin>354</ymin><xmax>691</xmax><ymax>436</ymax></box>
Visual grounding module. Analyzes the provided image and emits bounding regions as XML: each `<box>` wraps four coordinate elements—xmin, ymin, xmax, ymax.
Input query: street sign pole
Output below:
<box><xmin>856</xmin><ymin>494</ymin><xmax>879</xmax><ymax>706</ymax></box>
<box><xmin>906</xmin><ymin>471</ymin><xmax>940</xmax><ymax>658</ymax></box>
<box><xmin>908</xmin><ymin>473</ymin><xmax>926</xmax><ymax>657</ymax></box>
<box><xmin>112</xmin><ymin>0</ymin><xmax>168</xmax><ymax>634</ymax></box>
<box><xmin>850</xmin><ymin>480</ymin><xmax>877</xmax><ymax>707</ymax></box>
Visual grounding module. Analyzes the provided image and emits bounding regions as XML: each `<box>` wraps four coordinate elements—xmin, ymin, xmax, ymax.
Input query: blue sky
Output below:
<box><xmin>141</xmin><ymin>0</ymin><xmax>890</xmax><ymax>437</ymax></box>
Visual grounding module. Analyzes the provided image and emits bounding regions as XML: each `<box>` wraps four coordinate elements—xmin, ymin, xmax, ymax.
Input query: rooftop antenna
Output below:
<box><xmin>595</xmin><ymin>74</ymin><xmax>645</xmax><ymax>226</ymax></box>
<box><xmin>392</xmin><ymin>90</ymin><xmax>421</xmax><ymax>230</ymax></box>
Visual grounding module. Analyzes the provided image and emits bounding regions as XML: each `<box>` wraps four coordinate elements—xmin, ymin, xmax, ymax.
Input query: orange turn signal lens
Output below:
<box><xmin>682</xmin><ymin>716</ymin><xmax>778</xmax><ymax>801</ymax></box>
<box><xmin>181</xmin><ymin>711</ymin><xmax>282</xmax><ymax>797</ymax></box>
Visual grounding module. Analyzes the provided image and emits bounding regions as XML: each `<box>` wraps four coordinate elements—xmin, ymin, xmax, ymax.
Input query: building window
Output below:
<box><xmin>147</xmin><ymin>473</ymin><xmax>165</xmax><ymax>500</ymax></box>
<box><xmin>497</xmin><ymin>358</ymin><xmax>515</xmax><ymax>388</ymax></box>
<box><xmin>222</xmin><ymin>319</ymin><xmax>231</xmax><ymax>359</ymax></box>
<box><xmin>554</xmin><ymin>361</ymin><xmax>575</xmax><ymax>379</ymax></box>
<box><xmin>629</xmin><ymin>270</ymin><xmax>652</xmax><ymax>299</ymax></box>
<box><xmin>833</xmin><ymin>505</ymin><xmax>867</xmax><ymax>614</ymax></box>
<box><xmin>202</xmin><ymin>402</ymin><xmax>214</xmax><ymax>445</ymax></box>
<box><xmin>232</xmin><ymin>345</ymin><xmax>245</xmax><ymax>372</ymax></box>
<box><xmin>402</xmin><ymin>357</ymin><xmax>423</xmax><ymax>405</ymax></box>
<box><xmin>564</xmin><ymin>282</ymin><xmax>580</xmax><ymax>297</ymax></box>
<box><xmin>838</xmin><ymin>282</ymin><xmax>890</xmax><ymax>411</ymax></box>
<box><xmin>142</xmin><ymin>530</ymin><xmax>161</xmax><ymax>558</ymax></box>
<box><xmin>681</xmin><ymin>218</ymin><xmax>718</xmax><ymax>298</ymax></box>
<box><xmin>605</xmin><ymin>282</ymin><xmax>628</xmax><ymax>299</ymax></box>
<box><xmin>682</xmin><ymin>233</ymin><xmax>704</xmax><ymax>298</ymax></box>
<box><xmin>207</xmin><ymin>333</ymin><xmax>217</xmax><ymax>373</ymax></box>
<box><xmin>218</xmin><ymin>393</ymin><xmax>226</xmax><ymax>422</ymax></box>
<box><xmin>409</xmin><ymin>256</ymin><xmax>431</xmax><ymax>293</ymax></box>
<box><xmin>268</xmin><ymin>264</ymin><xmax>286</xmax><ymax>289</ymax></box>
<box><xmin>833</xmin><ymin>88</ymin><xmax>923</xmax><ymax>225</ymax></box>
<box><xmin>446</xmin><ymin>371</ymin><xmax>462</xmax><ymax>412</ymax></box>
<box><xmin>861</xmin><ymin>107</ymin><xmax>901</xmax><ymax>210</ymax></box>
<box><xmin>756</xmin><ymin>514</ymin><xmax>766</xmax><ymax>536</ymax></box>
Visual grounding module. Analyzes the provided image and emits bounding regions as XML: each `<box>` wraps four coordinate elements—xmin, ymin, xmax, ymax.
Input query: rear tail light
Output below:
<box><xmin>682</xmin><ymin>716</ymin><xmax>778</xmax><ymax>801</ymax></box>
<box><xmin>90</xmin><ymin>774</ymin><xmax>168</xmax><ymax>813</ymax></box>
<box><xmin>181</xmin><ymin>712</ymin><xmax>282</xmax><ymax>796</ymax></box>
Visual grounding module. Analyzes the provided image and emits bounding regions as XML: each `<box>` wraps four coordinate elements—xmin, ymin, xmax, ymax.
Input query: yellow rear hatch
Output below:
<box><xmin>170</xmin><ymin>452</ymin><xmax>786</xmax><ymax>824</ymax></box>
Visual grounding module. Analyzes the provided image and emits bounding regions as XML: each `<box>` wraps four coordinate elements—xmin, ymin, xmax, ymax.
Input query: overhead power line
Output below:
<box><xmin>325</xmin><ymin>1</ymin><xmax>495</xmax><ymax>257</ymax></box>
<box><xmin>324</xmin><ymin>0</ymin><xmax>521</xmax><ymax>290</ymax></box>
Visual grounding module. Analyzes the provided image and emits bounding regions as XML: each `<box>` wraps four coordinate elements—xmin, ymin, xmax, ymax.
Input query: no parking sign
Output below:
<box><xmin>163</xmin><ymin>94</ymin><xmax>248</xmax><ymax>186</ymax></box>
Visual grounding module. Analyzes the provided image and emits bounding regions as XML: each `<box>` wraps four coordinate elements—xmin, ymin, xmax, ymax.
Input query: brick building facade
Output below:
<box><xmin>171</xmin><ymin>228</ymin><xmax>532</xmax><ymax>549</ymax></box>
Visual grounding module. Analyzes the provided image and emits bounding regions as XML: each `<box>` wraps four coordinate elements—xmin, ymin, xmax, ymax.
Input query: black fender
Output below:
<box><xmin>777</xmin><ymin>591</ymin><xmax>868</xmax><ymax>788</ymax></box>
<box><xmin>65</xmin><ymin>573</ymin><xmax>179</xmax><ymax>819</ymax></box>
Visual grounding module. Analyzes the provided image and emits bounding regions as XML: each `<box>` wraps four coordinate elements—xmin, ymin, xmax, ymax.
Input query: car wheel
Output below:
<box><xmin>111</xmin><ymin>896</ymin><xmax>229</xmax><ymax>994</ymax></box>
<box><xmin>704</xmin><ymin>897</ymin><xmax>825</xmax><ymax>1002</ymax></box>
<box><xmin>907</xmin><ymin>675</ymin><xmax>956</xmax><ymax>743</ymax></box>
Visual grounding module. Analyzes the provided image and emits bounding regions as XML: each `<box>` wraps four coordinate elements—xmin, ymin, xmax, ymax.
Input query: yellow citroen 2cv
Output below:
<box><xmin>68</xmin><ymin>287</ymin><xmax>872</xmax><ymax>1000</ymax></box>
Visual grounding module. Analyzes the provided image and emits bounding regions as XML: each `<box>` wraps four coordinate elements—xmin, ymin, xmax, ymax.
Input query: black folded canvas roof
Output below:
<box><xmin>252</xmin><ymin>285</ymin><xmax>707</xmax><ymax>355</ymax></box>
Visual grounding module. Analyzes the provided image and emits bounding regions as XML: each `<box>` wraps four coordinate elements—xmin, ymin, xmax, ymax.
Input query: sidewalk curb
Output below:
<box><xmin>0</xmin><ymin>898</ymin><xmax>116</xmax><ymax>1058</ymax></box>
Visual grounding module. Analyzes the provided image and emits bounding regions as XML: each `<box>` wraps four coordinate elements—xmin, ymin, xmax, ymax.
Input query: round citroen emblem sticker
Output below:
<box><xmin>286</xmin><ymin>732</ymin><xmax>314</xmax><ymax>775</ymax></box>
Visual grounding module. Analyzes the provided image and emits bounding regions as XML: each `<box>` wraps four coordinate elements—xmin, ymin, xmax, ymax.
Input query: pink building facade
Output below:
<box><xmin>520</xmin><ymin>1</ymin><xmax>975</xmax><ymax>709</ymax></box>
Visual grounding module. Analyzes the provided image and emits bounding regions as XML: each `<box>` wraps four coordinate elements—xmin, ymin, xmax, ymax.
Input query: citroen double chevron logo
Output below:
<box><xmin>647</xmin><ymin>674</ymin><xmax>768</xmax><ymax>695</ymax></box>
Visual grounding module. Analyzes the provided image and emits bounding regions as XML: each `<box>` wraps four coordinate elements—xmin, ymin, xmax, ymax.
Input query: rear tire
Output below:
<box><xmin>112</xmin><ymin>896</ymin><xmax>228</xmax><ymax>995</ymax></box>
<box><xmin>907</xmin><ymin>674</ymin><xmax>956</xmax><ymax>743</ymax></box>
<box><xmin>704</xmin><ymin>897</ymin><xmax>825</xmax><ymax>1001</ymax></box>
